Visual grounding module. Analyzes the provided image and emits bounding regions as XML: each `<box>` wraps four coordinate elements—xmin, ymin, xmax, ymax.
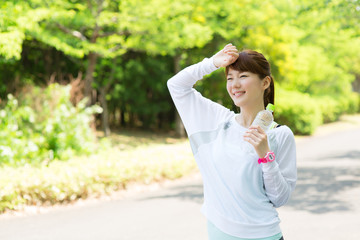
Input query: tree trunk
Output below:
<box><xmin>99</xmin><ymin>87</ymin><xmax>110</xmax><ymax>137</ymax></box>
<box><xmin>174</xmin><ymin>53</ymin><xmax>186</xmax><ymax>138</ymax></box>
<box><xmin>120</xmin><ymin>107</ymin><xmax>125</xmax><ymax>127</ymax></box>
<box><xmin>352</xmin><ymin>74</ymin><xmax>360</xmax><ymax>93</ymax></box>
<box><xmin>84</xmin><ymin>52</ymin><xmax>98</xmax><ymax>107</ymax></box>
<box><xmin>98</xmin><ymin>59</ymin><xmax>116</xmax><ymax>137</ymax></box>
<box><xmin>44</xmin><ymin>48</ymin><xmax>52</xmax><ymax>80</ymax></box>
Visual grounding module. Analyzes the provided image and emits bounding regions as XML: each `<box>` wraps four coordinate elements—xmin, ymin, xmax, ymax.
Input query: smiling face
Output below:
<box><xmin>226</xmin><ymin>68</ymin><xmax>269</xmax><ymax>108</ymax></box>
<box><xmin>225</xmin><ymin>50</ymin><xmax>274</xmax><ymax>110</ymax></box>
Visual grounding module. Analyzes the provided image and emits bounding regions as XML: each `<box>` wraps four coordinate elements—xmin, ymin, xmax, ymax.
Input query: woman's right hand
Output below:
<box><xmin>213</xmin><ymin>43</ymin><xmax>239</xmax><ymax>68</ymax></box>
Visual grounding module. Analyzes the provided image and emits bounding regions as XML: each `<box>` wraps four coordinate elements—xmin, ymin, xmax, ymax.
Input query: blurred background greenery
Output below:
<box><xmin>0</xmin><ymin>0</ymin><xmax>359</xmax><ymax>212</ymax></box>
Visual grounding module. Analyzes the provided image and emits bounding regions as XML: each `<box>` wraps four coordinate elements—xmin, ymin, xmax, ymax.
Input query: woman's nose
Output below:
<box><xmin>232</xmin><ymin>78</ymin><xmax>241</xmax><ymax>87</ymax></box>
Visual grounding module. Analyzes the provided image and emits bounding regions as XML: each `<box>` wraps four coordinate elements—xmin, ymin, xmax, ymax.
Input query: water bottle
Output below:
<box><xmin>243</xmin><ymin>103</ymin><xmax>275</xmax><ymax>153</ymax></box>
<box><xmin>251</xmin><ymin>103</ymin><xmax>275</xmax><ymax>132</ymax></box>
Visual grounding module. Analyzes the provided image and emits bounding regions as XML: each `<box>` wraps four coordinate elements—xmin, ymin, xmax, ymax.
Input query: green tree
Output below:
<box><xmin>0</xmin><ymin>1</ymin><xmax>28</xmax><ymax>60</ymax></box>
<box><xmin>119</xmin><ymin>0</ymin><xmax>216</xmax><ymax>136</ymax></box>
<box><xmin>9</xmin><ymin>0</ymin><xmax>134</xmax><ymax>135</ymax></box>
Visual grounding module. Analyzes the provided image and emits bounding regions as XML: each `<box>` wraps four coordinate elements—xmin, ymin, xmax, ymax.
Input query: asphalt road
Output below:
<box><xmin>0</xmin><ymin>126</ymin><xmax>360</xmax><ymax>240</ymax></box>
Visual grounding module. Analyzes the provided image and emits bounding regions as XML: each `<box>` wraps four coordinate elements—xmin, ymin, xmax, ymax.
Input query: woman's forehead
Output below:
<box><xmin>227</xmin><ymin>68</ymin><xmax>250</xmax><ymax>75</ymax></box>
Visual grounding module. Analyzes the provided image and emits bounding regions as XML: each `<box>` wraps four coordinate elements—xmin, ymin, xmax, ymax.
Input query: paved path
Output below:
<box><xmin>0</xmin><ymin>125</ymin><xmax>360</xmax><ymax>239</ymax></box>
<box><xmin>278</xmin><ymin>126</ymin><xmax>360</xmax><ymax>239</ymax></box>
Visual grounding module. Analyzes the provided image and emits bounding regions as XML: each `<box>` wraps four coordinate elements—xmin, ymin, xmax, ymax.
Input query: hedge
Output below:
<box><xmin>275</xmin><ymin>89</ymin><xmax>322</xmax><ymax>135</ymax></box>
<box><xmin>275</xmin><ymin>88</ymin><xmax>359</xmax><ymax>135</ymax></box>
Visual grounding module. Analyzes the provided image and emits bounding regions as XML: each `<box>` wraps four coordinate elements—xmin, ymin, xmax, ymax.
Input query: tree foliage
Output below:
<box><xmin>0</xmin><ymin>0</ymin><xmax>359</xmax><ymax>140</ymax></box>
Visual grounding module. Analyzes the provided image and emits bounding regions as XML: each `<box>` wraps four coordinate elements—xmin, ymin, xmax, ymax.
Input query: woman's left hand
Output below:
<box><xmin>244</xmin><ymin>125</ymin><xmax>270</xmax><ymax>158</ymax></box>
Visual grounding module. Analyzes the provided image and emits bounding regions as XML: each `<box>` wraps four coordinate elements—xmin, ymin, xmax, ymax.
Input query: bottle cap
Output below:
<box><xmin>266</xmin><ymin>103</ymin><xmax>275</xmax><ymax>112</ymax></box>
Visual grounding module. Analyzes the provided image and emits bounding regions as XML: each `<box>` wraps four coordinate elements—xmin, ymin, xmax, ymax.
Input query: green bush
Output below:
<box><xmin>275</xmin><ymin>87</ymin><xmax>359</xmax><ymax>134</ymax></box>
<box><xmin>315</xmin><ymin>96</ymin><xmax>342</xmax><ymax>123</ymax></box>
<box><xmin>343</xmin><ymin>92</ymin><xmax>360</xmax><ymax>114</ymax></box>
<box><xmin>275</xmin><ymin>89</ymin><xmax>322</xmax><ymax>135</ymax></box>
<box><xmin>314</xmin><ymin>92</ymin><xmax>359</xmax><ymax>123</ymax></box>
<box><xmin>0</xmin><ymin>84</ymin><xmax>102</xmax><ymax>166</ymax></box>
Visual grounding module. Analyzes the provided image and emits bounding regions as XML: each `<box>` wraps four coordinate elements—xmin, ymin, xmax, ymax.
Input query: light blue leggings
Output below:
<box><xmin>207</xmin><ymin>221</ymin><xmax>283</xmax><ymax>240</ymax></box>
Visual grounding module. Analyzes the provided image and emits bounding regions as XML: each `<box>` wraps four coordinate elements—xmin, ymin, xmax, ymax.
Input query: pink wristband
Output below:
<box><xmin>258</xmin><ymin>151</ymin><xmax>275</xmax><ymax>164</ymax></box>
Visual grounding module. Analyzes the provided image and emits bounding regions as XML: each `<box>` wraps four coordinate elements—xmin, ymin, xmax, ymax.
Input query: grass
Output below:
<box><xmin>0</xmin><ymin>130</ymin><xmax>196</xmax><ymax>214</ymax></box>
<box><xmin>100</xmin><ymin>129</ymin><xmax>186</xmax><ymax>149</ymax></box>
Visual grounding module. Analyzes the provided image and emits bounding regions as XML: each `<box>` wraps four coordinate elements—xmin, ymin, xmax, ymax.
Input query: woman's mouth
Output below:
<box><xmin>233</xmin><ymin>91</ymin><xmax>246</xmax><ymax>97</ymax></box>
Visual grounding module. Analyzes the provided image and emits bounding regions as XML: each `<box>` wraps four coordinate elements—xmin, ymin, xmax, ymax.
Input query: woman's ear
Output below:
<box><xmin>262</xmin><ymin>76</ymin><xmax>271</xmax><ymax>90</ymax></box>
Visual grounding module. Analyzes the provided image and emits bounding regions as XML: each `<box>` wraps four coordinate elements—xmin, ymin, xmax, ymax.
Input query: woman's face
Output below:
<box><xmin>226</xmin><ymin>68</ymin><xmax>268</xmax><ymax>108</ymax></box>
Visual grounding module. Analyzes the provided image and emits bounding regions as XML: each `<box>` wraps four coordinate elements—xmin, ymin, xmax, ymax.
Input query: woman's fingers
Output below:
<box><xmin>244</xmin><ymin>126</ymin><xmax>271</xmax><ymax>158</ymax></box>
<box><xmin>230</xmin><ymin>52</ymin><xmax>239</xmax><ymax>58</ymax></box>
<box><xmin>225</xmin><ymin>49</ymin><xmax>238</xmax><ymax>54</ymax></box>
<box><xmin>244</xmin><ymin>126</ymin><xmax>267</xmax><ymax>145</ymax></box>
<box><xmin>224</xmin><ymin>46</ymin><xmax>237</xmax><ymax>52</ymax></box>
<box><xmin>244</xmin><ymin>133</ymin><xmax>261</xmax><ymax>143</ymax></box>
<box><xmin>223</xmin><ymin>44</ymin><xmax>239</xmax><ymax>59</ymax></box>
<box><xmin>225</xmin><ymin>48</ymin><xmax>239</xmax><ymax>57</ymax></box>
<box><xmin>246</xmin><ymin>130</ymin><xmax>262</xmax><ymax>139</ymax></box>
<box><xmin>249</xmin><ymin>125</ymin><xmax>265</xmax><ymax>134</ymax></box>
<box><xmin>213</xmin><ymin>44</ymin><xmax>238</xmax><ymax>68</ymax></box>
<box><xmin>223</xmin><ymin>50</ymin><xmax>239</xmax><ymax>62</ymax></box>
<box><xmin>224</xmin><ymin>44</ymin><xmax>237</xmax><ymax>51</ymax></box>
<box><xmin>244</xmin><ymin>136</ymin><xmax>256</xmax><ymax>145</ymax></box>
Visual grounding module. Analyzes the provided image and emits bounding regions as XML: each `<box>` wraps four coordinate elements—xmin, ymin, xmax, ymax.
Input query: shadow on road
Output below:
<box><xmin>317</xmin><ymin>150</ymin><xmax>360</xmax><ymax>161</ymax></box>
<box><xmin>140</xmin><ymin>165</ymin><xmax>360</xmax><ymax>215</ymax></box>
<box><xmin>287</xmin><ymin>166</ymin><xmax>360</xmax><ymax>214</ymax></box>
<box><xmin>139</xmin><ymin>149</ymin><xmax>360</xmax><ymax>215</ymax></box>
<box><xmin>138</xmin><ymin>184</ymin><xmax>204</xmax><ymax>204</ymax></box>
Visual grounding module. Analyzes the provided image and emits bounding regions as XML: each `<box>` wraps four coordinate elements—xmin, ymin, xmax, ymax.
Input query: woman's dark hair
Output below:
<box><xmin>225</xmin><ymin>50</ymin><xmax>274</xmax><ymax>108</ymax></box>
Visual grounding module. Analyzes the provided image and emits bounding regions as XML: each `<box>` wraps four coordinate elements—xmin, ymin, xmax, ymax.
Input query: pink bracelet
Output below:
<box><xmin>258</xmin><ymin>151</ymin><xmax>275</xmax><ymax>164</ymax></box>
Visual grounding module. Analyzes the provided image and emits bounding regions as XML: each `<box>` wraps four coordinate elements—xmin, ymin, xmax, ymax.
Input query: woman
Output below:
<box><xmin>167</xmin><ymin>44</ymin><xmax>297</xmax><ymax>240</ymax></box>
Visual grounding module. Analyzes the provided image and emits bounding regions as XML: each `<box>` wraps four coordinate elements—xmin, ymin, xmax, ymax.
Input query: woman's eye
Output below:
<box><xmin>227</xmin><ymin>78</ymin><xmax>233</xmax><ymax>81</ymax></box>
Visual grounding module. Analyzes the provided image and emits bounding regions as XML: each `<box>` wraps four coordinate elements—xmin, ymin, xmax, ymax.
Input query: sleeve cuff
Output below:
<box><xmin>261</xmin><ymin>161</ymin><xmax>280</xmax><ymax>174</ymax></box>
<box><xmin>208</xmin><ymin>56</ymin><xmax>220</xmax><ymax>71</ymax></box>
